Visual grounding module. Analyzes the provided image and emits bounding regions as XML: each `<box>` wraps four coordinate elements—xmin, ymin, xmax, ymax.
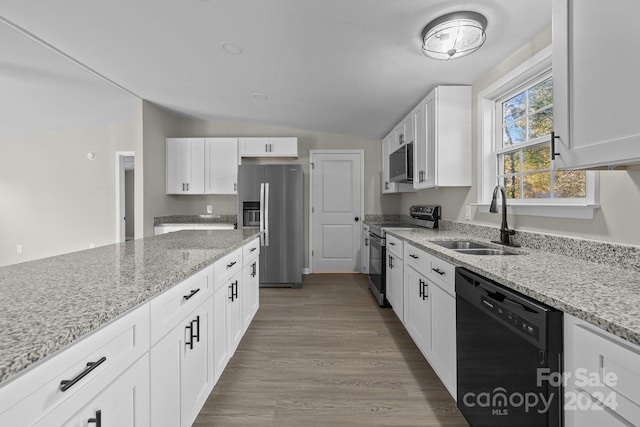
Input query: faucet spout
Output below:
<box><xmin>489</xmin><ymin>185</ymin><xmax>518</xmax><ymax>247</ymax></box>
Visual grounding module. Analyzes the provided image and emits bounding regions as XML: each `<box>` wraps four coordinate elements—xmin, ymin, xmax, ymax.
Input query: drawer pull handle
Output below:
<box><xmin>233</xmin><ymin>280</ymin><xmax>239</xmax><ymax>299</ymax></box>
<box><xmin>183</xmin><ymin>288</ymin><xmax>200</xmax><ymax>300</ymax></box>
<box><xmin>186</xmin><ymin>322</ymin><xmax>194</xmax><ymax>349</ymax></box>
<box><xmin>88</xmin><ymin>410</ymin><xmax>102</xmax><ymax>427</ymax></box>
<box><xmin>388</xmin><ymin>242</ymin><xmax>395</xmax><ymax>246</ymax></box>
<box><xmin>432</xmin><ymin>268</ymin><xmax>445</xmax><ymax>276</ymax></box>
<box><xmin>251</xmin><ymin>262</ymin><xmax>257</xmax><ymax>277</ymax></box>
<box><xmin>409</xmin><ymin>254</ymin><xmax>418</xmax><ymax>259</ymax></box>
<box><xmin>227</xmin><ymin>261</ymin><xmax>237</xmax><ymax>269</ymax></box>
<box><xmin>60</xmin><ymin>356</ymin><xmax>107</xmax><ymax>392</ymax></box>
<box><xmin>250</xmin><ymin>247</ymin><xmax>257</xmax><ymax>252</ymax></box>
<box><xmin>193</xmin><ymin>315</ymin><xmax>200</xmax><ymax>343</ymax></box>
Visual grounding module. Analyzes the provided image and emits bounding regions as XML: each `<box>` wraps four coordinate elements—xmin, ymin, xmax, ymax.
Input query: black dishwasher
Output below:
<box><xmin>456</xmin><ymin>268</ymin><xmax>563</xmax><ymax>427</ymax></box>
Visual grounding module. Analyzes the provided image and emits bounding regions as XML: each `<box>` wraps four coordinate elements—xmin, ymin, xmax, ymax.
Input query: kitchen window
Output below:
<box><xmin>477</xmin><ymin>46</ymin><xmax>598</xmax><ymax>219</ymax></box>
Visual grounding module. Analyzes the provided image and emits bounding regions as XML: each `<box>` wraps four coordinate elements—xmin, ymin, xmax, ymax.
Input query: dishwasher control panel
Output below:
<box><xmin>481</xmin><ymin>297</ymin><xmax>539</xmax><ymax>339</ymax></box>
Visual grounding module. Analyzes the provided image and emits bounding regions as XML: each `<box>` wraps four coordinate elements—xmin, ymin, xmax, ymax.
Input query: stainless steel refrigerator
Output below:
<box><xmin>237</xmin><ymin>164</ymin><xmax>303</xmax><ymax>287</ymax></box>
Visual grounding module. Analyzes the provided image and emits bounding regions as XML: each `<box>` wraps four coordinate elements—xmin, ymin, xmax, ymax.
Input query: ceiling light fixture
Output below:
<box><xmin>421</xmin><ymin>11</ymin><xmax>487</xmax><ymax>60</ymax></box>
<box><xmin>221</xmin><ymin>42</ymin><xmax>243</xmax><ymax>54</ymax></box>
<box><xmin>252</xmin><ymin>93</ymin><xmax>268</xmax><ymax>101</ymax></box>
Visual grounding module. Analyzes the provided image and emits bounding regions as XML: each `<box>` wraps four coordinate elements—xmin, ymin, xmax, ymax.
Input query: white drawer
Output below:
<box><xmin>213</xmin><ymin>248</ymin><xmax>242</xmax><ymax>288</ymax></box>
<box><xmin>404</xmin><ymin>244</ymin><xmax>430</xmax><ymax>276</ymax></box>
<box><xmin>242</xmin><ymin>238</ymin><xmax>260</xmax><ymax>265</ymax></box>
<box><xmin>427</xmin><ymin>252</ymin><xmax>456</xmax><ymax>295</ymax></box>
<box><xmin>0</xmin><ymin>304</ymin><xmax>149</xmax><ymax>426</ymax></box>
<box><xmin>149</xmin><ymin>266</ymin><xmax>213</xmax><ymax>345</ymax></box>
<box><xmin>386</xmin><ymin>234</ymin><xmax>403</xmax><ymax>258</ymax></box>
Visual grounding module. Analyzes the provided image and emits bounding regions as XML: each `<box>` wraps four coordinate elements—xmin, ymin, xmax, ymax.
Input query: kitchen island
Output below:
<box><xmin>0</xmin><ymin>229</ymin><xmax>259</xmax><ymax>384</ymax></box>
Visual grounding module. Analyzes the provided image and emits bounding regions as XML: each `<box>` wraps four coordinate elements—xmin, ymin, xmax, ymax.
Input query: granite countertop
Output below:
<box><xmin>154</xmin><ymin>214</ymin><xmax>237</xmax><ymax>226</ymax></box>
<box><xmin>0</xmin><ymin>229</ymin><xmax>260</xmax><ymax>385</ymax></box>
<box><xmin>388</xmin><ymin>228</ymin><xmax>640</xmax><ymax>347</ymax></box>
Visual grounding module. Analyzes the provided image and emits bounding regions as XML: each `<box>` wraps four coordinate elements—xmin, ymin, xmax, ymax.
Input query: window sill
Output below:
<box><xmin>473</xmin><ymin>203</ymin><xmax>600</xmax><ymax>219</ymax></box>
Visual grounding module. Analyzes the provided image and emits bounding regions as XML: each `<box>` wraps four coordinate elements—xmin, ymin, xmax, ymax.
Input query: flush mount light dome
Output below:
<box><xmin>421</xmin><ymin>11</ymin><xmax>487</xmax><ymax>60</ymax></box>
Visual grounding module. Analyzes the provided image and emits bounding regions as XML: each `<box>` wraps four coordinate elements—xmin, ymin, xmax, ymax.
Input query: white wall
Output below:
<box><xmin>397</xmin><ymin>26</ymin><xmax>640</xmax><ymax>246</ymax></box>
<box><xmin>139</xmin><ymin>103</ymin><xmax>394</xmax><ymax>266</ymax></box>
<box><xmin>0</xmin><ymin>121</ymin><xmax>137</xmax><ymax>266</ymax></box>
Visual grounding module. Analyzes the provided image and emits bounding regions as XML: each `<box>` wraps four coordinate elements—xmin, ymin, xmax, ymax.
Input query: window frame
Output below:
<box><xmin>476</xmin><ymin>45</ymin><xmax>599</xmax><ymax>219</ymax></box>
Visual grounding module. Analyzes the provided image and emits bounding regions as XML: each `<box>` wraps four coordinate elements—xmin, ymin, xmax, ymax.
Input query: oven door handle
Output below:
<box><xmin>369</xmin><ymin>234</ymin><xmax>384</xmax><ymax>246</ymax></box>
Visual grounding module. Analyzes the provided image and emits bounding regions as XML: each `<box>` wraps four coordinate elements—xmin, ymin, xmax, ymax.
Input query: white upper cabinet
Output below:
<box><xmin>167</xmin><ymin>137</ymin><xmax>239</xmax><ymax>195</ymax></box>
<box><xmin>413</xmin><ymin>86</ymin><xmax>472</xmax><ymax>189</ymax></box>
<box><xmin>239</xmin><ymin>137</ymin><xmax>298</xmax><ymax>158</ymax></box>
<box><xmin>166</xmin><ymin>138</ymin><xmax>205</xmax><ymax>194</ymax></box>
<box><xmin>552</xmin><ymin>0</ymin><xmax>640</xmax><ymax>169</ymax></box>
<box><xmin>205</xmin><ymin>138</ymin><xmax>239</xmax><ymax>194</ymax></box>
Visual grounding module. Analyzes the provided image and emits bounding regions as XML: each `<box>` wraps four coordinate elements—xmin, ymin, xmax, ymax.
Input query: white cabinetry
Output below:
<box><xmin>0</xmin><ymin>305</ymin><xmax>150</xmax><ymax>426</ymax></box>
<box><xmin>166</xmin><ymin>138</ymin><xmax>205</xmax><ymax>194</ymax></box>
<box><xmin>564</xmin><ymin>314</ymin><xmax>640</xmax><ymax>426</ymax></box>
<box><xmin>403</xmin><ymin>243</ymin><xmax>457</xmax><ymax>398</ymax></box>
<box><xmin>385</xmin><ymin>234</ymin><xmax>404</xmax><ymax>321</ymax></box>
<box><xmin>552</xmin><ymin>0</ymin><xmax>640</xmax><ymax>169</ymax></box>
<box><xmin>205</xmin><ymin>137</ymin><xmax>239</xmax><ymax>194</ymax></box>
<box><xmin>413</xmin><ymin>86</ymin><xmax>471</xmax><ymax>189</ymax></box>
<box><xmin>242</xmin><ymin>238</ymin><xmax>260</xmax><ymax>333</ymax></box>
<box><xmin>239</xmin><ymin>137</ymin><xmax>298</xmax><ymax>157</ymax></box>
<box><xmin>166</xmin><ymin>137</ymin><xmax>239</xmax><ymax>195</ymax></box>
<box><xmin>149</xmin><ymin>267</ymin><xmax>214</xmax><ymax>427</ymax></box>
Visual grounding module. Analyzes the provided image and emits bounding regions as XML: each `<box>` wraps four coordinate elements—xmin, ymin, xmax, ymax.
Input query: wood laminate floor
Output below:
<box><xmin>194</xmin><ymin>274</ymin><xmax>469</xmax><ymax>426</ymax></box>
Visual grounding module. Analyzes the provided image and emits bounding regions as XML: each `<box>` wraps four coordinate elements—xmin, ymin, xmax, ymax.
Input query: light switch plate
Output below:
<box><xmin>207</xmin><ymin>205</ymin><xmax>213</xmax><ymax>214</ymax></box>
<box><xmin>465</xmin><ymin>206</ymin><xmax>472</xmax><ymax>220</ymax></box>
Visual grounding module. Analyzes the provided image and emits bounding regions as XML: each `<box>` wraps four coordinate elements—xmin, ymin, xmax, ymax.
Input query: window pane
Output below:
<box><xmin>501</xmin><ymin>175</ymin><xmax>521</xmax><ymax>199</ymax></box>
<box><xmin>522</xmin><ymin>143</ymin><xmax>551</xmax><ymax>171</ymax></box>
<box><xmin>503</xmin><ymin>118</ymin><xmax>526</xmax><ymax>146</ymax></box>
<box><xmin>523</xmin><ymin>172</ymin><xmax>551</xmax><ymax>198</ymax></box>
<box><xmin>528</xmin><ymin>107</ymin><xmax>553</xmax><ymax>139</ymax></box>
<box><xmin>528</xmin><ymin>78</ymin><xmax>553</xmax><ymax>113</ymax></box>
<box><xmin>503</xmin><ymin>92</ymin><xmax>525</xmax><ymax>122</ymax></box>
<box><xmin>555</xmin><ymin>171</ymin><xmax>586</xmax><ymax>198</ymax></box>
<box><xmin>501</xmin><ymin>152</ymin><xmax>520</xmax><ymax>175</ymax></box>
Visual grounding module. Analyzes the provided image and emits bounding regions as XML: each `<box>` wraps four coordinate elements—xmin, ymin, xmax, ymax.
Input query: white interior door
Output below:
<box><xmin>311</xmin><ymin>151</ymin><xmax>363</xmax><ymax>273</ymax></box>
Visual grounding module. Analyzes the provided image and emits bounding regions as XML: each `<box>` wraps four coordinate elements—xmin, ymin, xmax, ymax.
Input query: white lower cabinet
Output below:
<box><xmin>213</xmin><ymin>280</ymin><xmax>231</xmax><ymax>383</ymax></box>
<box><xmin>564</xmin><ymin>314</ymin><xmax>640</xmax><ymax>426</ymax></box>
<box><xmin>386</xmin><ymin>251</ymin><xmax>404</xmax><ymax>321</ymax></box>
<box><xmin>37</xmin><ymin>355</ymin><xmax>150</xmax><ymax>427</ymax></box>
<box><xmin>403</xmin><ymin>243</ymin><xmax>457</xmax><ymax>399</ymax></box>
<box><xmin>150</xmin><ymin>296</ymin><xmax>214</xmax><ymax>427</ymax></box>
<box><xmin>242</xmin><ymin>254</ymin><xmax>260</xmax><ymax>334</ymax></box>
<box><xmin>228</xmin><ymin>271</ymin><xmax>243</xmax><ymax>355</ymax></box>
<box><xmin>403</xmin><ymin>264</ymin><xmax>431</xmax><ymax>355</ymax></box>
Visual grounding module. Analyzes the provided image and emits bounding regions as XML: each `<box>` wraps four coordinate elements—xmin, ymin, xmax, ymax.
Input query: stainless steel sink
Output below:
<box><xmin>432</xmin><ymin>241</ymin><xmax>491</xmax><ymax>250</ymax></box>
<box><xmin>454</xmin><ymin>248</ymin><xmax>520</xmax><ymax>256</ymax></box>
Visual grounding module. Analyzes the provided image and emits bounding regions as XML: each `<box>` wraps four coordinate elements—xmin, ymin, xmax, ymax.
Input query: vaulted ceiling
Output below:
<box><xmin>0</xmin><ymin>0</ymin><xmax>551</xmax><ymax>139</ymax></box>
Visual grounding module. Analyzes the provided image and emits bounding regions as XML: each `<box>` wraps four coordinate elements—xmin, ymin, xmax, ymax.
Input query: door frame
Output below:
<box><xmin>308</xmin><ymin>149</ymin><xmax>365</xmax><ymax>273</ymax></box>
<box><xmin>115</xmin><ymin>151</ymin><xmax>135</xmax><ymax>243</ymax></box>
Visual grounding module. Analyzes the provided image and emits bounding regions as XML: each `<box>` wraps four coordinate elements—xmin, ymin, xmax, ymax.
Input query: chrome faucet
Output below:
<box><xmin>489</xmin><ymin>185</ymin><xmax>519</xmax><ymax>247</ymax></box>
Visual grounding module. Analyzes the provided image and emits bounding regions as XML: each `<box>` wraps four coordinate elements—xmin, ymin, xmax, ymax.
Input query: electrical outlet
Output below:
<box><xmin>465</xmin><ymin>206</ymin><xmax>472</xmax><ymax>220</ymax></box>
<box><xmin>207</xmin><ymin>205</ymin><xmax>213</xmax><ymax>214</ymax></box>
<box><xmin>16</xmin><ymin>244</ymin><xmax>22</xmax><ymax>254</ymax></box>
<box><xmin>89</xmin><ymin>243</ymin><xmax>96</xmax><ymax>249</ymax></box>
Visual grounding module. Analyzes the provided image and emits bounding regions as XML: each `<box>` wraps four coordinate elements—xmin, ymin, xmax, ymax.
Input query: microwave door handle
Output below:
<box><xmin>260</xmin><ymin>183</ymin><xmax>265</xmax><ymax>246</ymax></box>
<box><xmin>264</xmin><ymin>183</ymin><xmax>270</xmax><ymax>247</ymax></box>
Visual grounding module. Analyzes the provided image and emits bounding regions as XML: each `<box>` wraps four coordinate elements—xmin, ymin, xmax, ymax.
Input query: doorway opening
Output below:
<box><xmin>116</xmin><ymin>151</ymin><xmax>135</xmax><ymax>242</ymax></box>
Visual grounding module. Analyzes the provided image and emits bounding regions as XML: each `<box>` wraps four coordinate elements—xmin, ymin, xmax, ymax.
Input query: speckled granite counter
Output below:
<box><xmin>0</xmin><ymin>229</ymin><xmax>260</xmax><ymax>384</ymax></box>
<box><xmin>154</xmin><ymin>214</ymin><xmax>237</xmax><ymax>226</ymax></box>
<box><xmin>387</xmin><ymin>228</ymin><xmax>640</xmax><ymax>347</ymax></box>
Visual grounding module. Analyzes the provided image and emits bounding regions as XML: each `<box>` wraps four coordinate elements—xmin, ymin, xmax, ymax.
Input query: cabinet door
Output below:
<box><xmin>181</xmin><ymin>298</ymin><xmax>214</xmax><ymax>427</ymax></box>
<box><xmin>403</xmin><ymin>266</ymin><xmax>431</xmax><ymax>357</ymax></box>
<box><xmin>150</xmin><ymin>324</ymin><xmax>182</xmax><ymax>427</ymax></box>
<box><xmin>228</xmin><ymin>271</ymin><xmax>243</xmax><ymax>355</ymax></box>
<box><xmin>553</xmin><ymin>0</ymin><xmax>640</xmax><ymax>169</ymax></box>
<box><xmin>242</xmin><ymin>257</ymin><xmax>260</xmax><ymax>334</ymax></box>
<box><xmin>37</xmin><ymin>355</ymin><xmax>150</xmax><ymax>427</ymax></box>
<box><xmin>381</xmin><ymin>137</ymin><xmax>397</xmax><ymax>194</ymax></box>
<box><xmin>269</xmin><ymin>137</ymin><xmax>298</xmax><ymax>157</ymax></box>
<box><xmin>386</xmin><ymin>253</ymin><xmax>404</xmax><ymax>323</ymax></box>
<box><xmin>205</xmin><ymin>138</ymin><xmax>238</xmax><ymax>194</ymax></box>
<box><xmin>403</xmin><ymin>113</ymin><xmax>415</xmax><ymax>146</ymax></box>
<box><xmin>166</xmin><ymin>138</ymin><xmax>204</xmax><ymax>194</ymax></box>
<box><xmin>429</xmin><ymin>284</ymin><xmax>457</xmax><ymax>398</ymax></box>
<box><xmin>423</xmin><ymin>91</ymin><xmax>437</xmax><ymax>187</ymax></box>
<box><xmin>413</xmin><ymin>103</ymin><xmax>427</xmax><ymax>189</ymax></box>
<box><xmin>361</xmin><ymin>228</ymin><xmax>370</xmax><ymax>274</ymax></box>
<box><xmin>213</xmin><ymin>282</ymin><xmax>230</xmax><ymax>383</ymax></box>
<box><xmin>238</xmin><ymin>137</ymin><xmax>269</xmax><ymax>156</ymax></box>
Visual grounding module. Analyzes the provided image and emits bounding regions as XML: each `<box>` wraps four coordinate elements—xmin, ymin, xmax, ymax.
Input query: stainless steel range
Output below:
<box><xmin>368</xmin><ymin>205</ymin><xmax>440</xmax><ymax>306</ymax></box>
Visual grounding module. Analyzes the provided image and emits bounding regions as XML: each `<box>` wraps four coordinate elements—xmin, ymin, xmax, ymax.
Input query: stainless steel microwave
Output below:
<box><xmin>389</xmin><ymin>142</ymin><xmax>413</xmax><ymax>183</ymax></box>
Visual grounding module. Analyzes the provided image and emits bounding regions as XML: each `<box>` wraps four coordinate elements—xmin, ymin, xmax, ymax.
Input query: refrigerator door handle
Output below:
<box><xmin>265</xmin><ymin>183</ymin><xmax>270</xmax><ymax>247</ymax></box>
<box><xmin>259</xmin><ymin>183</ymin><xmax>265</xmax><ymax>247</ymax></box>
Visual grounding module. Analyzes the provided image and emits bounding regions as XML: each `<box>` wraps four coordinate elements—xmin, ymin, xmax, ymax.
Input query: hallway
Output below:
<box><xmin>194</xmin><ymin>274</ymin><xmax>468</xmax><ymax>426</ymax></box>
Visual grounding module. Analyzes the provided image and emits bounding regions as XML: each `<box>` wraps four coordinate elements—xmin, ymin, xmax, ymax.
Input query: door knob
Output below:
<box><xmin>355</xmin><ymin>217</ymin><xmax>360</xmax><ymax>222</ymax></box>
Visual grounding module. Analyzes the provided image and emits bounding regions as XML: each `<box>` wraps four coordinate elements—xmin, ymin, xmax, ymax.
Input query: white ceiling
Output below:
<box><xmin>0</xmin><ymin>0</ymin><xmax>552</xmax><ymax>139</ymax></box>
